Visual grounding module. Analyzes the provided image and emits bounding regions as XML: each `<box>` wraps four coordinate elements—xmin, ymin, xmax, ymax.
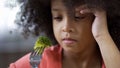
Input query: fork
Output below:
<box><xmin>29</xmin><ymin>36</ymin><xmax>51</xmax><ymax>68</ymax></box>
<box><xmin>30</xmin><ymin>47</ymin><xmax>43</xmax><ymax>68</ymax></box>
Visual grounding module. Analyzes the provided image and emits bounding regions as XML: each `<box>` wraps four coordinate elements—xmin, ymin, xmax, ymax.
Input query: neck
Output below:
<box><xmin>62</xmin><ymin>45</ymin><xmax>101</xmax><ymax>66</ymax></box>
<box><xmin>62</xmin><ymin>44</ymin><xmax>102</xmax><ymax>68</ymax></box>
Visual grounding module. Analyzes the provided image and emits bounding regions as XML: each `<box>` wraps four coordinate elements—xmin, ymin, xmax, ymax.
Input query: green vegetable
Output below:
<box><xmin>34</xmin><ymin>36</ymin><xmax>52</xmax><ymax>54</ymax></box>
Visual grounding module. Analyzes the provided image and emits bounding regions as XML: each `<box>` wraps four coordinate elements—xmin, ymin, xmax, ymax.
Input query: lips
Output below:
<box><xmin>62</xmin><ymin>38</ymin><xmax>77</xmax><ymax>44</ymax></box>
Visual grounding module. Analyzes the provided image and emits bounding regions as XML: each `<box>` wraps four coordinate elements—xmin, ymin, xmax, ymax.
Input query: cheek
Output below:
<box><xmin>53</xmin><ymin>23</ymin><xmax>60</xmax><ymax>38</ymax></box>
<box><xmin>53</xmin><ymin>26</ymin><xmax>61</xmax><ymax>44</ymax></box>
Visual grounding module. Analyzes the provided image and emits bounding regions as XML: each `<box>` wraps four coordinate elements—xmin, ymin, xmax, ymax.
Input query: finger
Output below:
<box><xmin>80</xmin><ymin>9</ymin><xmax>92</xmax><ymax>14</ymax></box>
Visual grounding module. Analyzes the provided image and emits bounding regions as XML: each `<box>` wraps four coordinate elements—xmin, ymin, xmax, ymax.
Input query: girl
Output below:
<box><xmin>10</xmin><ymin>0</ymin><xmax>120</xmax><ymax>68</ymax></box>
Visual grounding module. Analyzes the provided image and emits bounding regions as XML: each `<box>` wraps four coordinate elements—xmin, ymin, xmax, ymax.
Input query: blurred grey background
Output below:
<box><xmin>0</xmin><ymin>0</ymin><xmax>37</xmax><ymax>68</ymax></box>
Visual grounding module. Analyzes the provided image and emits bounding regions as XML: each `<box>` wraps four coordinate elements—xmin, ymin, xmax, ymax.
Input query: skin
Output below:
<box><xmin>51</xmin><ymin>0</ymin><xmax>120</xmax><ymax>68</ymax></box>
<box><xmin>80</xmin><ymin>5</ymin><xmax>120</xmax><ymax>68</ymax></box>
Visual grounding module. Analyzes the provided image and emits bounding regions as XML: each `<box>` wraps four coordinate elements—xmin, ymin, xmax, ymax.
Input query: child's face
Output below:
<box><xmin>51</xmin><ymin>0</ymin><xmax>96</xmax><ymax>52</ymax></box>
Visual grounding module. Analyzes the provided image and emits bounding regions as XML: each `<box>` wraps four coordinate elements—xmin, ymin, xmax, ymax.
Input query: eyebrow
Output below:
<box><xmin>52</xmin><ymin>8</ymin><xmax>60</xmax><ymax>11</ymax></box>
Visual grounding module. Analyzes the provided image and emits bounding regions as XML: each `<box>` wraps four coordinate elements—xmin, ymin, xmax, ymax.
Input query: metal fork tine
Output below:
<box><xmin>39</xmin><ymin>47</ymin><xmax>42</xmax><ymax>55</ymax></box>
<box><xmin>32</xmin><ymin>50</ymin><xmax>37</xmax><ymax>56</ymax></box>
<box><xmin>36</xmin><ymin>48</ymin><xmax>39</xmax><ymax>55</ymax></box>
<box><xmin>37</xmin><ymin>48</ymin><xmax>41</xmax><ymax>55</ymax></box>
<box><xmin>40</xmin><ymin>46</ymin><xmax>45</xmax><ymax>55</ymax></box>
<box><xmin>34</xmin><ymin>48</ymin><xmax>39</xmax><ymax>55</ymax></box>
<box><xmin>31</xmin><ymin>50</ymin><xmax>35</xmax><ymax>56</ymax></box>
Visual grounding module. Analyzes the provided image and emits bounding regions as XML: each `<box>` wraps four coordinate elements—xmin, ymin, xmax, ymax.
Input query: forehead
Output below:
<box><xmin>51</xmin><ymin>0</ymin><xmax>86</xmax><ymax>17</ymax></box>
<box><xmin>51</xmin><ymin>0</ymin><xmax>65</xmax><ymax>10</ymax></box>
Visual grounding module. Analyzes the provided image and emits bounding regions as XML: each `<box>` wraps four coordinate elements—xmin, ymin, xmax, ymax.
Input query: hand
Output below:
<box><xmin>80</xmin><ymin>6</ymin><xmax>120</xmax><ymax>68</ymax></box>
<box><xmin>80</xmin><ymin>6</ymin><xmax>109</xmax><ymax>39</ymax></box>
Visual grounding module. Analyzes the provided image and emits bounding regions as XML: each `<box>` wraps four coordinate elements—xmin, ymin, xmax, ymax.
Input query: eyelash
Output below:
<box><xmin>53</xmin><ymin>16</ymin><xmax>63</xmax><ymax>21</ymax></box>
<box><xmin>75</xmin><ymin>16</ymin><xmax>85</xmax><ymax>21</ymax></box>
<box><xmin>53</xmin><ymin>16</ymin><xmax>85</xmax><ymax>21</ymax></box>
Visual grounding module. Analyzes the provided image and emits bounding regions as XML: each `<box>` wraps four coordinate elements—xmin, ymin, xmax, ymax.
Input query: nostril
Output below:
<box><xmin>62</xmin><ymin>26</ymin><xmax>73</xmax><ymax>33</ymax></box>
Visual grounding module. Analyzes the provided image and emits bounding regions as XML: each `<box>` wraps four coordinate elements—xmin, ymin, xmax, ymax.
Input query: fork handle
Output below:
<box><xmin>31</xmin><ymin>65</ymin><xmax>38</xmax><ymax>68</ymax></box>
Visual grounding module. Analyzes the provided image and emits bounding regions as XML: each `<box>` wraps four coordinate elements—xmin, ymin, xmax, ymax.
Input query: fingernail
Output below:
<box><xmin>80</xmin><ymin>10</ymin><xmax>84</xmax><ymax>14</ymax></box>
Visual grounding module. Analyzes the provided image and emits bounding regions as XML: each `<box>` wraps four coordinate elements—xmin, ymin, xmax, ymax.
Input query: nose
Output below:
<box><xmin>62</xmin><ymin>18</ymin><xmax>74</xmax><ymax>33</ymax></box>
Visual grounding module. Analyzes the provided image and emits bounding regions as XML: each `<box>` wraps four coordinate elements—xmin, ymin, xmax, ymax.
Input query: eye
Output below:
<box><xmin>53</xmin><ymin>16</ymin><xmax>63</xmax><ymax>21</ymax></box>
<box><xmin>75</xmin><ymin>16</ymin><xmax>85</xmax><ymax>21</ymax></box>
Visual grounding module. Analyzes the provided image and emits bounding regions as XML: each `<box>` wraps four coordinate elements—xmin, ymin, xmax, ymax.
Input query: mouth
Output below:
<box><xmin>62</xmin><ymin>38</ymin><xmax>77</xmax><ymax>44</ymax></box>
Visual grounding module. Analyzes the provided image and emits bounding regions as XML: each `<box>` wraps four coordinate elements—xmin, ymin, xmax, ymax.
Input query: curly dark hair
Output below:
<box><xmin>16</xmin><ymin>0</ymin><xmax>120</xmax><ymax>49</ymax></box>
